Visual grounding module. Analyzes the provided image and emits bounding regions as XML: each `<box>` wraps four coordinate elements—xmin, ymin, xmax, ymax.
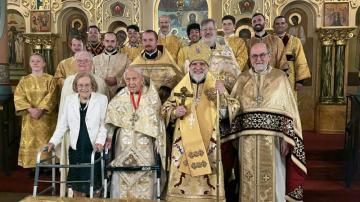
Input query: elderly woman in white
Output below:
<box><xmin>47</xmin><ymin>72</ymin><xmax>108</xmax><ymax>197</ymax></box>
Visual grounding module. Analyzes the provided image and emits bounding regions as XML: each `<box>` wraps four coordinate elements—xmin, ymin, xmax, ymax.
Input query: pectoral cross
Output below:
<box><xmin>130</xmin><ymin>113</ymin><xmax>138</xmax><ymax>127</ymax></box>
<box><xmin>174</xmin><ymin>87</ymin><xmax>193</xmax><ymax>120</ymax></box>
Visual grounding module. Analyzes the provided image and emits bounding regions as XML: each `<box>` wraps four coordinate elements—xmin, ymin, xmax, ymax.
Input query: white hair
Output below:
<box><xmin>74</xmin><ymin>51</ymin><xmax>93</xmax><ymax>61</ymax></box>
<box><xmin>123</xmin><ymin>67</ymin><xmax>144</xmax><ymax>79</ymax></box>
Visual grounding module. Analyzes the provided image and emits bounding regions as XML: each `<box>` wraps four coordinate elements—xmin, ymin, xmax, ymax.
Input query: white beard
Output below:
<box><xmin>202</xmin><ymin>36</ymin><xmax>216</xmax><ymax>47</ymax></box>
<box><xmin>253</xmin><ymin>64</ymin><xmax>268</xmax><ymax>73</ymax></box>
<box><xmin>190</xmin><ymin>71</ymin><xmax>206</xmax><ymax>83</ymax></box>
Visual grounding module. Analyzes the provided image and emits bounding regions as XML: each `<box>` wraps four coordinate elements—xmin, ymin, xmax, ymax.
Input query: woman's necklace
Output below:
<box><xmin>79</xmin><ymin>95</ymin><xmax>90</xmax><ymax>111</ymax></box>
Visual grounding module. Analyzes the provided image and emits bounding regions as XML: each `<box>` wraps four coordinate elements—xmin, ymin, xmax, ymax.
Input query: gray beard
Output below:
<box><xmin>202</xmin><ymin>37</ymin><xmax>216</xmax><ymax>47</ymax></box>
<box><xmin>190</xmin><ymin>72</ymin><xmax>206</xmax><ymax>83</ymax></box>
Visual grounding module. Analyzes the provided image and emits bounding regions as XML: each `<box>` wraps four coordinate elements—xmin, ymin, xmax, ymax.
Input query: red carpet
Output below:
<box><xmin>303</xmin><ymin>131</ymin><xmax>360</xmax><ymax>202</ymax></box>
<box><xmin>1</xmin><ymin>132</ymin><xmax>360</xmax><ymax>201</ymax></box>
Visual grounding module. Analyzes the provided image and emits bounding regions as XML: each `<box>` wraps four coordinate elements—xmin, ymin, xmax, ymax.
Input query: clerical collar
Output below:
<box><xmin>144</xmin><ymin>49</ymin><xmax>158</xmax><ymax>59</ymax></box>
<box><xmin>190</xmin><ymin>75</ymin><xmax>206</xmax><ymax>84</ymax></box>
<box><xmin>89</xmin><ymin>42</ymin><xmax>101</xmax><ymax>47</ymax></box>
<box><xmin>280</xmin><ymin>33</ymin><xmax>290</xmax><ymax>46</ymax></box>
<box><xmin>143</xmin><ymin>45</ymin><xmax>164</xmax><ymax>59</ymax></box>
<box><xmin>255</xmin><ymin>32</ymin><xmax>268</xmax><ymax>38</ymax></box>
<box><xmin>104</xmin><ymin>49</ymin><xmax>118</xmax><ymax>55</ymax></box>
<box><xmin>278</xmin><ymin>32</ymin><xmax>287</xmax><ymax>39</ymax></box>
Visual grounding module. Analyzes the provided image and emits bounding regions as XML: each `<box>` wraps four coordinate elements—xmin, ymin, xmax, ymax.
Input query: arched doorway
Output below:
<box><xmin>7</xmin><ymin>10</ymin><xmax>26</xmax><ymax>68</ymax></box>
<box><xmin>280</xmin><ymin>1</ymin><xmax>317</xmax><ymax>131</ymax></box>
<box><xmin>57</xmin><ymin>8</ymin><xmax>88</xmax><ymax>59</ymax></box>
<box><xmin>108</xmin><ymin>21</ymin><xmax>128</xmax><ymax>47</ymax></box>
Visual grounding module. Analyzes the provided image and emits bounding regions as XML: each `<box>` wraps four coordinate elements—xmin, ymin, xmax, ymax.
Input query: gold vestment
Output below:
<box><xmin>209</xmin><ymin>40</ymin><xmax>241</xmax><ymax>91</ymax></box>
<box><xmin>177</xmin><ymin>45</ymin><xmax>191</xmax><ymax>73</ymax></box>
<box><xmin>14</xmin><ymin>74</ymin><xmax>57</xmax><ymax>168</ymax></box>
<box><xmin>53</xmin><ymin>57</ymin><xmax>77</xmax><ymax>89</ymax></box>
<box><xmin>130</xmin><ymin>47</ymin><xmax>183</xmax><ymax>90</ymax></box>
<box><xmin>121</xmin><ymin>43</ymin><xmax>143</xmax><ymax>62</ymax></box>
<box><xmin>105</xmin><ymin>83</ymin><xmax>166</xmax><ymax>199</ymax></box>
<box><xmin>93</xmin><ymin>52</ymin><xmax>130</xmax><ymax>98</ymax></box>
<box><xmin>225</xmin><ymin>34</ymin><xmax>248</xmax><ymax>71</ymax></box>
<box><xmin>249</xmin><ymin>33</ymin><xmax>289</xmax><ymax>70</ymax></box>
<box><xmin>162</xmin><ymin>73</ymin><xmax>225</xmax><ymax>202</ymax></box>
<box><xmin>158</xmin><ymin>33</ymin><xmax>183</xmax><ymax>62</ymax></box>
<box><xmin>281</xmin><ymin>34</ymin><xmax>311</xmax><ymax>95</ymax></box>
<box><xmin>224</xmin><ymin>67</ymin><xmax>307</xmax><ymax>202</ymax></box>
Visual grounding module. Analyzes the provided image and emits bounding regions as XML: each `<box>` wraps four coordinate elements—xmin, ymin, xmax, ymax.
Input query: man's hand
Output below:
<box><xmin>95</xmin><ymin>143</ymin><xmax>103</xmax><ymax>152</ymax></box>
<box><xmin>105</xmin><ymin>76</ymin><xmax>117</xmax><ymax>86</ymax></box>
<box><xmin>175</xmin><ymin>106</ymin><xmax>187</xmax><ymax>118</ymax></box>
<box><xmin>295</xmin><ymin>83</ymin><xmax>304</xmax><ymax>91</ymax></box>
<box><xmin>280</xmin><ymin>139</ymin><xmax>289</xmax><ymax>157</ymax></box>
<box><xmin>105</xmin><ymin>138</ymin><xmax>112</xmax><ymax>150</ymax></box>
<box><xmin>215</xmin><ymin>80</ymin><xmax>226</xmax><ymax>94</ymax></box>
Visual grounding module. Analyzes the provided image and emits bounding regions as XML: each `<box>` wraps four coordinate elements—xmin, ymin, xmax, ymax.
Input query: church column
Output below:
<box><xmin>43</xmin><ymin>45</ymin><xmax>54</xmax><ymax>75</ymax></box>
<box><xmin>0</xmin><ymin>0</ymin><xmax>14</xmax><ymax>175</ymax></box>
<box><xmin>316</xmin><ymin>27</ymin><xmax>355</xmax><ymax>134</ymax></box>
<box><xmin>319</xmin><ymin>39</ymin><xmax>333</xmax><ymax>104</ymax></box>
<box><xmin>23</xmin><ymin>34</ymin><xmax>58</xmax><ymax>75</ymax></box>
<box><xmin>334</xmin><ymin>39</ymin><xmax>346</xmax><ymax>104</ymax></box>
<box><xmin>318</xmin><ymin>28</ymin><xmax>355</xmax><ymax>103</ymax></box>
<box><xmin>0</xmin><ymin>0</ymin><xmax>11</xmax><ymax>99</ymax></box>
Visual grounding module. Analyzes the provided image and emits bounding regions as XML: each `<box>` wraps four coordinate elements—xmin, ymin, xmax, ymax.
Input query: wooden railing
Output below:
<box><xmin>345</xmin><ymin>94</ymin><xmax>360</xmax><ymax>187</ymax></box>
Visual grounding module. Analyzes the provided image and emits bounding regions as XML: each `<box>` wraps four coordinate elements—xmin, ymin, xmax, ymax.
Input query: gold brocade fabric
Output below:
<box><xmin>229</xmin><ymin>67</ymin><xmax>307</xmax><ymax>201</ymax></box>
<box><xmin>93</xmin><ymin>52</ymin><xmax>130</xmax><ymax>98</ymax></box>
<box><xmin>130</xmin><ymin>48</ymin><xmax>183</xmax><ymax>90</ymax></box>
<box><xmin>53</xmin><ymin>57</ymin><xmax>78</xmax><ymax>89</ymax></box>
<box><xmin>14</xmin><ymin>74</ymin><xmax>57</xmax><ymax>168</ymax></box>
<box><xmin>162</xmin><ymin>73</ymin><xmax>225</xmax><ymax>201</ymax></box>
<box><xmin>225</xmin><ymin>35</ymin><xmax>248</xmax><ymax>71</ymax></box>
<box><xmin>209</xmin><ymin>41</ymin><xmax>241</xmax><ymax>91</ymax></box>
<box><xmin>121</xmin><ymin>44</ymin><xmax>143</xmax><ymax>62</ymax></box>
<box><xmin>239</xmin><ymin>135</ymin><xmax>276</xmax><ymax>202</ymax></box>
<box><xmin>281</xmin><ymin>34</ymin><xmax>311</xmax><ymax>93</ymax></box>
<box><xmin>21</xmin><ymin>196</ymin><xmax>160</xmax><ymax>202</ymax></box>
<box><xmin>158</xmin><ymin>34</ymin><xmax>183</xmax><ymax>62</ymax></box>
<box><xmin>249</xmin><ymin>34</ymin><xmax>289</xmax><ymax>71</ymax></box>
<box><xmin>105</xmin><ymin>83</ymin><xmax>166</xmax><ymax>199</ymax></box>
<box><xmin>177</xmin><ymin>45</ymin><xmax>191</xmax><ymax>73</ymax></box>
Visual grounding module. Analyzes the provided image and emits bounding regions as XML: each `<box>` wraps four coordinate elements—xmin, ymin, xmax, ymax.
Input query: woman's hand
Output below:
<box><xmin>105</xmin><ymin>138</ymin><xmax>112</xmax><ymax>150</ymax></box>
<box><xmin>46</xmin><ymin>143</ymin><xmax>54</xmax><ymax>152</ymax></box>
<box><xmin>95</xmin><ymin>143</ymin><xmax>103</xmax><ymax>152</ymax></box>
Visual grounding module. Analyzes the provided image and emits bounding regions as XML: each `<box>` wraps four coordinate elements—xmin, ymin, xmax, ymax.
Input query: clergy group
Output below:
<box><xmin>14</xmin><ymin>13</ymin><xmax>310</xmax><ymax>202</ymax></box>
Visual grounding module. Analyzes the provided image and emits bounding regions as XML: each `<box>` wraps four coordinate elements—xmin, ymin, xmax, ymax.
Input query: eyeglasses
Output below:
<box><xmin>250</xmin><ymin>53</ymin><xmax>269</xmax><ymax>60</ymax></box>
<box><xmin>76</xmin><ymin>59</ymin><xmax>91</xmax><ymax>64</ymax></box>
<box><xmin>77</xmin><ymin>84</ymin><xmax>91</xmax><ymax>89</ymax></box>
<box><xmin>201</xmin><ymin>28</ymin><xmax>216</xmax><ymax>32</ymax></box>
